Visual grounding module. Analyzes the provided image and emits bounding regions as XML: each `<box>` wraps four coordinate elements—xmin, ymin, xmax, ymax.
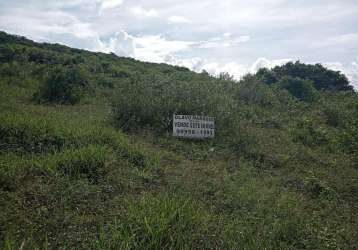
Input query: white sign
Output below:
<box><xmin>173</xmin><ymin>114</ymin><xmax>215</xmax><ymax>139</ymax></box>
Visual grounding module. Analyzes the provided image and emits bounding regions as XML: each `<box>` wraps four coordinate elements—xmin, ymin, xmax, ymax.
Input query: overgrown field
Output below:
<box><xmin>0</xmin><ymin>31</ymin><xmax>357</xmax><ymax>249</ymax></box>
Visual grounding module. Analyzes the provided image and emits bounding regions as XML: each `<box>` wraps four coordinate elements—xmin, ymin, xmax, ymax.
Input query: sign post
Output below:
<box><xmin>173</xmin><ymin>114</ymin><xmax>215</xmax><ymax>139</ymax></box>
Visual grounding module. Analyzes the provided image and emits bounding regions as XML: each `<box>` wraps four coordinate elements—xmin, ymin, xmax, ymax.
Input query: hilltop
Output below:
<box><xmin>0</xmin><ymin>31</ymin><xmax>357</xmax><ymax>249</ymax></box>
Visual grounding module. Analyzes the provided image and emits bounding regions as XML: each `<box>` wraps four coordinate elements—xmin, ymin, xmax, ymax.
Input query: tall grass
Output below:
<box><xmin>89</xmin><ymin>194</ymin><xmax>216</xmax><ymax>250</ymax></box>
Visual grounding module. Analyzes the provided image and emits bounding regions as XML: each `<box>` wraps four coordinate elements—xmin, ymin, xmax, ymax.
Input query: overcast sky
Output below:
<box><xmin>1</xmin><ymin>0</ymin><xmax>357</xmax><ymax>88</ymax></box>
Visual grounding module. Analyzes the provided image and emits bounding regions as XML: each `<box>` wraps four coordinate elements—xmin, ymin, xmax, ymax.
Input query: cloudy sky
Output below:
<box><xmin>1</xmin><ymin>0</ymin><xmax>358</xmax><ymax>88</ymax></box>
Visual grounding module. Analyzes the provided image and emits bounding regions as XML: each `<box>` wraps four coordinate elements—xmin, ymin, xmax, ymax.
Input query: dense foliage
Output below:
<box><xmin>255</xmin><ymin>61</ymin><xmax>353</xmax><ymax>91</ymax></box>
<box><xmin>34</xmin><ymin>65</ymin><xmax>90</xmax><ymax>104</ymax></box>
<box><xmin>0</xmin><ymin>31</ymin><xmax>357</xmax><ymax>249</ymax></box>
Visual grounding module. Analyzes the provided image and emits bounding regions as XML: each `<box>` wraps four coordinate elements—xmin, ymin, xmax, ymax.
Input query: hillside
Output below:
<box><xmin>0</xmin><ymin>31</ymin><xmax>357</xmax><ymax>249</ymax></box>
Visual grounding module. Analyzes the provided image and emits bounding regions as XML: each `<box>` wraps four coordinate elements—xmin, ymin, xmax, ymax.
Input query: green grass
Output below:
<box><xmin>89</xmin><ymin>194</ymin><xmax>217</xmax><ymax>250</ymax></box>
<box><xmin>1</xmin><ymin>81</ymin><xmax>357</xmax><ymax>249</ymax></box>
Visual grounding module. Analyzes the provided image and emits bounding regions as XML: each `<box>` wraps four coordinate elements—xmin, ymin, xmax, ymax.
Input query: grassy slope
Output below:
<box><xmin>0</xmin><ymin>33</ymin><xmax>357</xmax><ymax>249</ymax></box>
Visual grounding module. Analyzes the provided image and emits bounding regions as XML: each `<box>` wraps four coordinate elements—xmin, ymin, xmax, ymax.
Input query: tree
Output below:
<box><xmin>255</xmin><ymin>68</ymin><xmax>278</xmax><ymax>85</ymax></box>
<box><xmin>218</xmin><ymin>72</ymin><xmax>235</xmax><ymax>81</ymax></box>
<box><xmin>272</xmin><ymin>61</ymin><xmax>353</xmax><ymax>91</ymax></box>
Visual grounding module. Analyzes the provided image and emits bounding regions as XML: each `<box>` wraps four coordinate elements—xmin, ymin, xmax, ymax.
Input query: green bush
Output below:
<box><xmin>111</xmin><ymin>73</ymin><xmax>235</xmax><ymax>136</ymax></box>
<box><xmin>34</xmin><ymin>65</ymin><xmax>90</xmax><ymax>104</ymax></box>
<box><xmin>277</xmin><ymin>76</ymin><xmax>317</xmax><ymax>102</ymax></box>
<box><xmin>290</xmin><ymin>118</ymin><xmax>329</xmax><ymax>147</ymax></box>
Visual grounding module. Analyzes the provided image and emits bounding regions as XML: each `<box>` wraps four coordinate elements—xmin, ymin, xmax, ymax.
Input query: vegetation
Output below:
<box><xmin>0</xmin><ymin>31</ymin><xmax>357</xmax><ymax>249</ymax></box>
<box><xmin>255</xmin><ymin>61</ymin><xmax>353</xmax><ymax>91</ymax></box>
<box><xmin>34</xmin><ymin>65</ymin><xmax>90</xmax><ymax>104</ymax></box>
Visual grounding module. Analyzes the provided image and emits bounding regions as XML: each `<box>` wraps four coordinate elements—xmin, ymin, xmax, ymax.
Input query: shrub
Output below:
<box><xmin>277</xmin><ymin>76</ymin><xmax>317</xmax><ymax>102</ymax></box>
<box><xmin>235</xmin><ymin>78</ymin><xmax>282</xmax><ymax>107</ymax></box>
<box><xmin>34</xmin><ymin>65</ymin><xmax>89</xmax><ymax>104</ymax></box>
<box><xmin>111</xmin><ymin>73</ymin><xmax>236</xmax><ymax>136</ymax></box>
<box><xmin>0</xmin><ymin>61</ymin><xmax>35</xmax><ymax>86</ymax></box>
<box><xmin>290</xmin><ymin>118</ymin><xmax>330</xmax><ymax>147</ymax></box>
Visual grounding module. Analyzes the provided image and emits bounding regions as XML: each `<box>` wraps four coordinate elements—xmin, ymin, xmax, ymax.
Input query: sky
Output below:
<box><xmin>1</xmin><ymin>0</ymin><xmax>358</xmax><ymax>88</ymax></box>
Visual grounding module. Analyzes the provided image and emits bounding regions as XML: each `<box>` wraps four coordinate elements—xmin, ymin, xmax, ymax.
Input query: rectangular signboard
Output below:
<box><xmin>173</xmin><ymin>114</ymin><xmax>215</xmax><ymax>139</ymax></box>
